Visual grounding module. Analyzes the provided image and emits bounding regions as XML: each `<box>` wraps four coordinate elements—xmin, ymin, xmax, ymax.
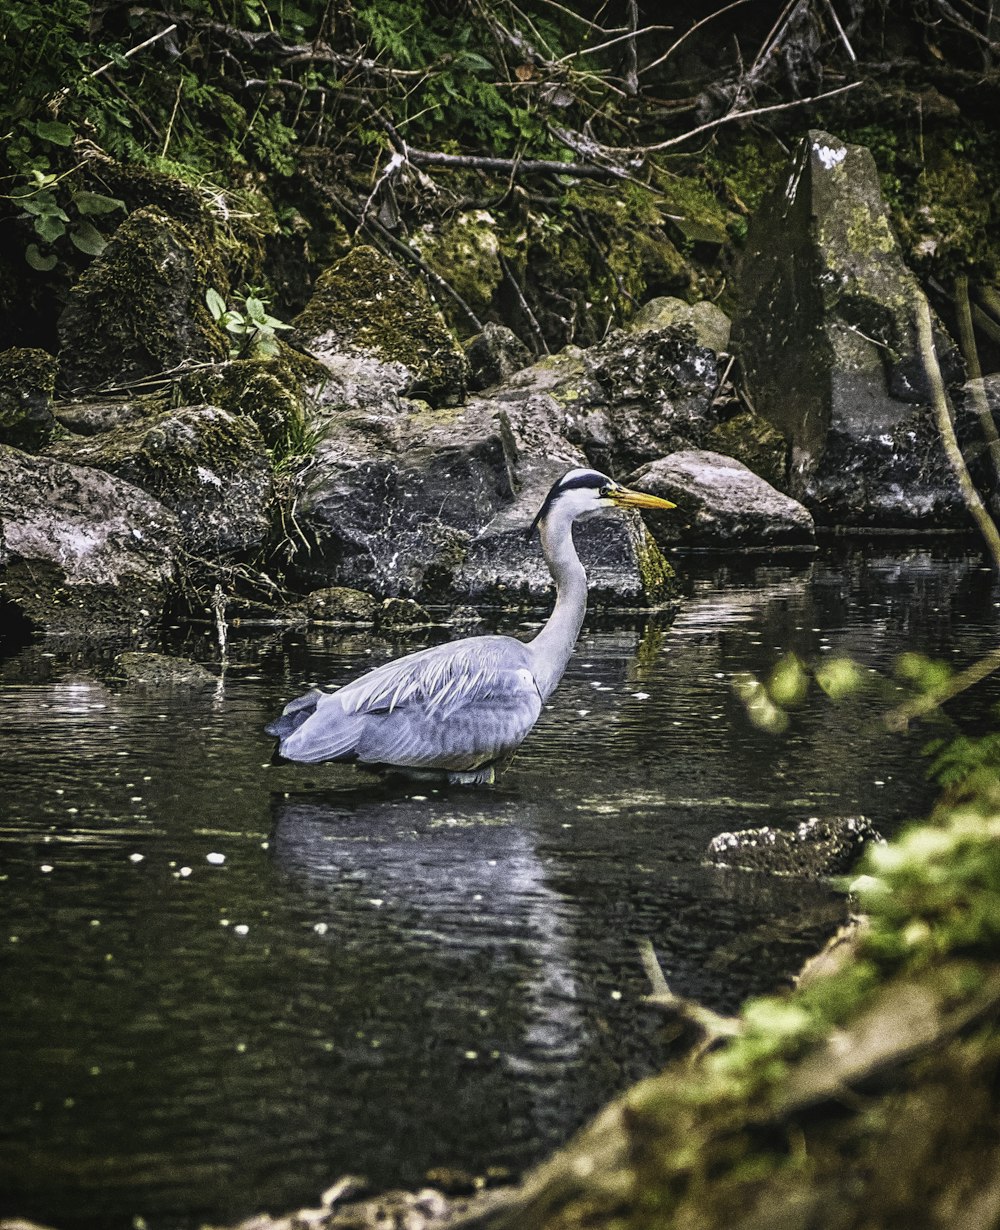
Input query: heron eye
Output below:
<box><xmin>599</xmin><ymin>484</ymin><xmax>611</xmax><ymax>498</ymax></box>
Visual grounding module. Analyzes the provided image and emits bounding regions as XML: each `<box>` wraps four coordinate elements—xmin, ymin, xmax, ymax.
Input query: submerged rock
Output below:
<box><xmin>707</xmin><ymin>816</ymin><xmax>882</xmax><ymax>878</ymax></box>
<box><xmin>732</xmin><ymin>130</ymin><xmax>967</xmax><ymax>527</ymax></box>
<box><xmin>47</xmin><ymin>404</ymin><xmax>272</xmax><ymax>561</ymax></box>
<box><xmin>377</xmin><ymin>596</ymin><xmax>435</xmax><ymax>630</ymax></box>
<box><xmin>631</xmin><ymin>450</ymin><xmax>815</xmax><ymax>549</ymax></box>
<box><xmin>306</xmin><ymin>586</ymin><xmax>379</xmax><ymax>623</ymax></box>
<box><xmin>113</xmin><ymin>651</ymin><xmax>216</xmax><ymax>685</ymax></box>
<box><xmin>58</xmin><ymin>206</ymin><xmax>228</xmax><ymax>392</ymax></box>
<box><xmin>0</xmin><ymin>347</ymin><xmax>59</xmax><ymax>451</ymax></box>
<box><xmin>0</xmin><ymin>444</ymin><xmax>179</xmax><ymax>633</ymax></box>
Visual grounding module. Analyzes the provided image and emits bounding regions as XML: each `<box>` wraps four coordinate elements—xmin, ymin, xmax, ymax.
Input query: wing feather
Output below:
<box><xmin>271</xmin><ymin>635</ymin><xmax>544</xmax><ymax>769</ymax></box>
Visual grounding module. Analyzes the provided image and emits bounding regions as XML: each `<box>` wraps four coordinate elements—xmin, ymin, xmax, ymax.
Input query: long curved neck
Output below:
<box><xmin>528</xmin><ymin>510</ymin><xmax>588</xmax><ymax>701</ymax></box>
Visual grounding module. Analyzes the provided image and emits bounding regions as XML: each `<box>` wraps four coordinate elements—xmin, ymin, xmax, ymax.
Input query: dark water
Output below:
<box><xmin>1</xmin><ymin>546</ymin><xmax>998</xmax><ymax>1229</ymax></box>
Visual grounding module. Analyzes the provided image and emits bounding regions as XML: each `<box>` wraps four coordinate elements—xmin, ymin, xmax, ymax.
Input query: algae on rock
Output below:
<box><xmin>0</xmin><ymin>347</ymin><xmax>59</xmax><ymax>450</ymax></box>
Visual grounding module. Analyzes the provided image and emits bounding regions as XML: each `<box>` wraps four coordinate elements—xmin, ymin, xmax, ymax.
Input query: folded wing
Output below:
<box><xmin>269</xmin><ymin>636</ymin><xmax>544</xmax><ymax>770</ymax></box>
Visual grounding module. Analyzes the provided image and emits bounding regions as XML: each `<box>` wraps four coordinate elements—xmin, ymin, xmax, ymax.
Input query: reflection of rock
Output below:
<box><xmin>733</xmin><ymin>131</ymin><xmax>967</xmax><ymax>527</ymax></box>
<box><xmin>631</xmin><ymin>450</ymin><xmax>814</xmax><ymax>549</ymax></box>
<box><xmin>707</xmin><ymin>816</ymin><xmax>882</xmax><ymax>878</ymax></box>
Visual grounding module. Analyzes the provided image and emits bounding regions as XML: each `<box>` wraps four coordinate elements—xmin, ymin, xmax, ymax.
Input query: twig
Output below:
<box><xmin>915</xmin><ymin>288</ymin><xmax>1000</xmax><ymax>571</ymax></box>
<box><xmin>640</xmin><ymin>0</ymin><xmax>750</xmax><ymax>76</ymax></box>
<box><xmin>161</xmin><ymin>76</ymin><xmax>184</xmax><ymax>159</ymax></box>
<box><xmin>822</xmin><ymin>0</ymin><xmax>858</xmax><ymax>61</ymax></box>
<box><xmin>500</xmin><ymin>253</ymin><xmax>549</xmax><ymax>355</ymax></box>
<box><xmin>638</xmin><ymin>940</ymin><xmax>742</xmax><ymax>1043</ymax></box>
<box><xmin>404</xmin><ymin>144</ymin><xmax>631</xmax><ymax>181</ymax></box>
<box><xmin>89</xmin><ymin>23</ymin><xmax>177</xmax><ymax>78</ymax></box>
<box><xmin>953</xmin><ymin>274</ymin><xmax>1000</xmax><ymax>487</ymax></box>
<box><xmin>608</xmin><ymin>82</ymin><xmax>862</xmax><ymax>154</ymax></box>
<box><xmin>886</xmin><ymin>645</ymin><xmax>1000</xmax><ymax>732</ymax></box>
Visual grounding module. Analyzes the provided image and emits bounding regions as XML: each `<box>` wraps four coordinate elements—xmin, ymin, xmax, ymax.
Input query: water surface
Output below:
<box><xmin>1</xmin><ymin>545</ymin><xmax>997</xmax><ymax>1229</ymax></box>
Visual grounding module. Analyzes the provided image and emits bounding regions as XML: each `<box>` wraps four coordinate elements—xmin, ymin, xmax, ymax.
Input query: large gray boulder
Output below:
<box><xmin>630</xmin><ymin>450</ymin><xmax>815</xmax><ymax>549</ymax></box>
<box><xmin>732</xmin><ymin>130</ymin><xmax>967</xmax><ymax>527</ymax></box>
<box><xmin>0</xmin><ymin>445</ymin><xmax>179</xmax><ymax>632</ymax></box>
<box><xmin>47</xmin><ymin>405</ymin><xmax>272</xmax><ymax>561</ymax></box>
<box><xmin>294</xmin><ymin>379</ymin><xmax>674</xmax><ymax>607</ymax></box>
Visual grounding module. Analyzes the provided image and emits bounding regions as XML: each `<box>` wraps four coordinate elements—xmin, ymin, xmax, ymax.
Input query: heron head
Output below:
<box><xmin>529</xmin><ymin>468</ymin><xmax>675</xmax><ymax>535</ymax></box>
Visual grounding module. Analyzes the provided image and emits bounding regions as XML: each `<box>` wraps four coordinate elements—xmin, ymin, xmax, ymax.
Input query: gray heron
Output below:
<box><xmin>266</xmin><ymin>468</ymin><xmax>675</xmax><ymax>783</ymax></box>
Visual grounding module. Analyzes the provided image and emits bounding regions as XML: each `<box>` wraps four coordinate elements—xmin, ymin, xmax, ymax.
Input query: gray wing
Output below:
<box><xmin>270</xmin><ymin>636</ymin><xmax>544</xmax><ymax>770</ymax></box>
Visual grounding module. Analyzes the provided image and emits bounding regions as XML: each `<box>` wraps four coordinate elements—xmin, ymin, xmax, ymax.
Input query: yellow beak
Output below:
<box><xmin>609</xmin><ymin>485</ymin><xmax>676</xmax><ymax>511</ymax></box>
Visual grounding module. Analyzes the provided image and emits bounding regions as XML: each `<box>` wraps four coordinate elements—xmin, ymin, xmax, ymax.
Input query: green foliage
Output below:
<box><xmin>206</xmin><ymin>285</ymin><xmax>292</xmax><ymax>358</ymax></box>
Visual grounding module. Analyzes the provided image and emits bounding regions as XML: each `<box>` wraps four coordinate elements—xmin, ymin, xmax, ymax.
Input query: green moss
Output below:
<box><xmin>412</xmin><ymin>210</ymin><xmax>504</xmax><ymax>327</ymax></box>
<box><xmin>58</xmin><ymin>206</ymin><xmax>230</xmax><ymax>389</ymax></box>
<box><xmin>0</xmin><ymin>346</ymin><xmax>59</xmax><ymax>449</ymax></box>
<box><xmin>174</xmin><ymin>355</ymin><xmax>314</xmax><ymax>449</ymax></box>
<box><xmin>631</xmin><ymin>519</ymin><xmax>677</xmax><ymax>606</ymax></box>
<box><xmin>293</xmin><ymin>244</ymin><xmax>469</xmax><ymax>405</ymax></box>
<box><xmin>707</xmin><ymin>411</ymin><xmax>788</xmax><ymax>490</ymax></box>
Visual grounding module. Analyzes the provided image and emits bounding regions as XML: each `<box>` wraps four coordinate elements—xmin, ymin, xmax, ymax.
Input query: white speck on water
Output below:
<box><xmin>236</xmin><ymin>1042</ymin><xmax>247</xmax><ymax>1053</ymax></box>
<box><xmin>40</xmin><ymin>865</ymin><xmax>53</xmax><ymax>873</ymax></box>
<box><xmin>130</xmin><ymin>796</ymin><xmax>142</xmax><ymax>803</ymax></box>
<box><xmin>610</xmin><ymin>990</ymin><xmax>623</xmax><ymax>1000</ymax></box>
<box><xmin>90</xmin><ymin>919</ymin><xmax>100</xmax><ymax>927</ymax></box>
<box><xmin>234</xmin><ymin>924</ymin><xmax>249</xmax><ymax>935</ymax></box>
<box><xmin>67</xmin><ymin>807</ymin><xmax>78</xmax><ymax>815</ymax></box>
<box><xmin>220</xmin><ymin>919</ymin><xmax>230</xmax><ymax>927</ymax></box>
<box><xmin>129</xmin><ymin>853</ymin><xmax>144</xmax><ymax>863</ymax></box>
<box><xmin>313</xmin><ymin>922</ymin><xmax>329</xmax><ymax>935</ymax></box>
<box><xmin>464</xmin><ymin>1050</ymin><xmax>479</xmax><ymax>1060</ymax></box>
<box><xmin>260</xmin><ymin>841</ymin><xmax>269</xmax><ymax>850</ymax></box>
<box><xmin>368</xmin><ymin>899</ymin><xmax>384</xmax><ymax>908</ymax></box>
<box><xmin>179</xmin><ymin>866</ymin><xmax>192</xmax><ymax>878</ymax></box>
<box><xmin>633</xmin><ymin>692</ymin><xmax>650</xmax><ymax>700</ymax></box>
<box><xmin>206</xmin><ymin>852</ymin><xmax>225</xmax><ymax>865</ymax></box>
<box><xmin>577</xmin><ymin>709</ymin><xmax>590</xmax><ymax>717</ymax></box>
<box><xmin>411</xmin><ymin>794</ymin><xmax>428</xmax><ymax>802</ymax></box>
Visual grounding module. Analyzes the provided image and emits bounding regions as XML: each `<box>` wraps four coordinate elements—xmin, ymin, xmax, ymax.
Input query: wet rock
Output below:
<box><xmin>377</xmin><ymin>597</ymin><xmax>434</xmax><ymax>630</ymax></box>
<box><xmin>174</xmin><ymin>358</ymin><xmax>310</xmax><ymax>448</ymax></box>
<box><xmin>706</xmin><ymin>816</ymin><xmax>882</xmax><ymax>878</ymax></box>
<box><xmin>114</xmin><ymin>651</ymin><xmax>216</xmax><ymax>685</ymax></box>
<box><xmin>294</xmin><ymin>245</ymin><xmax>469</xmax><ymax>406</ymax></box>
<box><xmin>732</xmin><ymin>130</ymin><xmax>967</xmax><ymax>527</ymax></box>
<box><xmin>497</xmin><ymin>317</ymin><xmax>724</xmax><ymax>478</ymax></box>
<box><xmin>296</xmin><ymin>385</ymin><xmax>675</xmax><ymax>607</ymax></box>
<box><xmin>306</xmin><ymin>586</ymin><xmax>379</xmax><ymax>623</ymax></box>
<box><xmin>631</xmin><ymin>450</ymin><xmax>815</xmax><ymax>549</ymax></box>
<box><xmin>58</xmin><ymin>206</ymin><xmax>229</xmax><ymax>392</ymax></box>
<box><xmin>0</xmin><ymin>444</ymin><xmax>179</xmax><ymax>633</ymax></box>
<box><xmin>705</xmin><ymin>410</ymin><xmax>788</xmax><ymax>491</ymax></box>
<box><xmin>465</xmin><ymin>322</ymin><xmax>532</xmax><ymax>390</ymax></box>
<box><xmin>47</xmin><ymin>404</ymin><xmax>272</xmax><ymax>561</ymax></box>
<box><xmin>0</xmin><ymin>347</ymin><xmax>59</xmax><ymax>450</ymax></box>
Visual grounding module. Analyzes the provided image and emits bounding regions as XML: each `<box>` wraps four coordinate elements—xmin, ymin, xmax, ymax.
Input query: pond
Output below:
<box><xmin>1</xmin><ymin>544</ymin><xmax>998</xmax><ymax>1230</ymax></box>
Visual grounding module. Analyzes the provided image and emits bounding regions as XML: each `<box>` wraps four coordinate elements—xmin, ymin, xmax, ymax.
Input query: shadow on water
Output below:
<box><xmin>1</xmin><ymin>545</ymin><xmax>999</xmax><ymax>1229</ymax></box>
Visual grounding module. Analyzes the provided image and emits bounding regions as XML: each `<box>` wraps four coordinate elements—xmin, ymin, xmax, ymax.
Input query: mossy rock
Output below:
<box><xmin>57</xmin><ymin>206</ymin><xmax>230</xmax><ymax>392</ymax></box>
<box><xmin>113</xmin><ymin>651</ymin><xmax>216</xmax><ymax>686</ymax></box>
<box><xmin>174</xmin><ymin>356</ymin><xmax>309</xmax><ymax>449</ymax></box>
<box><xmin>411</xmin><ymin>210</ymin><xmax>504</xmax><ymax>326</ymax></box>
<box><xmin>306</xmin><ymin>586</ymin><xmax>378</xmax><ymax>623</ymax></box>
<box><xmin>294</xmin><ymin>244</ymin><xmax>469</xmax><ymax>406</ymax></box>
<box><xmin>707</xmin><ymin>410</ymin><xmax>789</xmax><ymax>490</ymax></box>
<box><xmin>47</xmin><ymin>403</ymin><xmax>272</xmax><ymax>561</ymax></box>
<box><xmin>0</xmin><ymin>347</ymin><xmax>59</xmax><ymax>450</ymax></box>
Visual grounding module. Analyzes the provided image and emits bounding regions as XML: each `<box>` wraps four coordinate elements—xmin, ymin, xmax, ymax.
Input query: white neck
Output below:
<box><xmin>528</xmin><ymin>507</ymin><xmax>589</xmax><ymax>701</ymax></box>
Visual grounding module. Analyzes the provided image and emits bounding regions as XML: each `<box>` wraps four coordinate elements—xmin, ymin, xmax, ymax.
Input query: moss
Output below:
<box><xmin>174</xmin><ymin>356</ymin><xmax>308</xmax><ymax>448</ymax></box>
<box><xmin>0</xmin><ymin>346</ymin><xmax>59</xmax><ymax>449</ymax></box>
<box><xmin>630</xmin><ymin>517</ymin><xmax>677</xmax><ymax>606</ymax></box>
<box><xmin>58</xmin><ymin>206</ymin><xmax>230</xmax><ymax>390</ymax></box>
<box><xmin>293</xmin><ymin>244</ymin><xmax>469</xmax><ymax>405</ymax></box>
<box><xmin>412</xmin><ymin>210</ymin><xmax>504</xmax><ymax>327</ymax></box>
<box><xmin>707</xmin><ymin>411</ymin><xmax>788</xmax><ymax>490</ymax></box>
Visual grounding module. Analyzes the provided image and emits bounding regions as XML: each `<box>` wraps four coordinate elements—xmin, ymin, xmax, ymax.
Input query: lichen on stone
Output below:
<box><xmin>0</xmin><ymin>346</ymin><xmax>59</xmax><ymax>450</ymax></box>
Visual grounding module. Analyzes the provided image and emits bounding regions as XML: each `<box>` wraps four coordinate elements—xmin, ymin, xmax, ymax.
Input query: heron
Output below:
<box><xmin>266</xmin><ymin>467</ymin><xmax>675</xmax><ymax>784</ymax></box>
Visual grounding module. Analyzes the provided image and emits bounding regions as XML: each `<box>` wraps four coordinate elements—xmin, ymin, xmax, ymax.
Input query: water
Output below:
<box><xmin>1</xmin><ymin>545</ymin><xmax>998</xmax><ymax>1229</ymax></box>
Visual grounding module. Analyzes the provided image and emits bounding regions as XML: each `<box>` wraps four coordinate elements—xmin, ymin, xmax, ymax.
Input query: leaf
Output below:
<box><xmin>34</xmin><ymin>214</ymin><xmax>66</xmax><ymax>243</ymax></box>
<box><xmin>73</xmin><ymin>190</ymin><xmax>125</xmax><ymax>216</ymax></box>
<box><xmin>69</xmin><ymin>220</ymin><xmax>107</xmax><ymax>256</ymax></box>
<box><xmin>244</xmin><ymin>295</ymin><xmax>268</xmax><ymax>324</ymax></box>
<box><xmin>25</xmin><ymin>244</ymin><xmax>58</xmax><ymax>272</ymax></box>
<box><xmin>34</xmin><ymin>120</ymin><xmax>74</xmax><ymax>146</ymax></box>
<box><xmin>205</xmin><ymin>287</ymin><xmax>228</xmax><ymax>321</ymax></box>
<box><xmin>455</xmin><ymin>50</ymin><xmax>494</xmax><ymax>71</ymax></box>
